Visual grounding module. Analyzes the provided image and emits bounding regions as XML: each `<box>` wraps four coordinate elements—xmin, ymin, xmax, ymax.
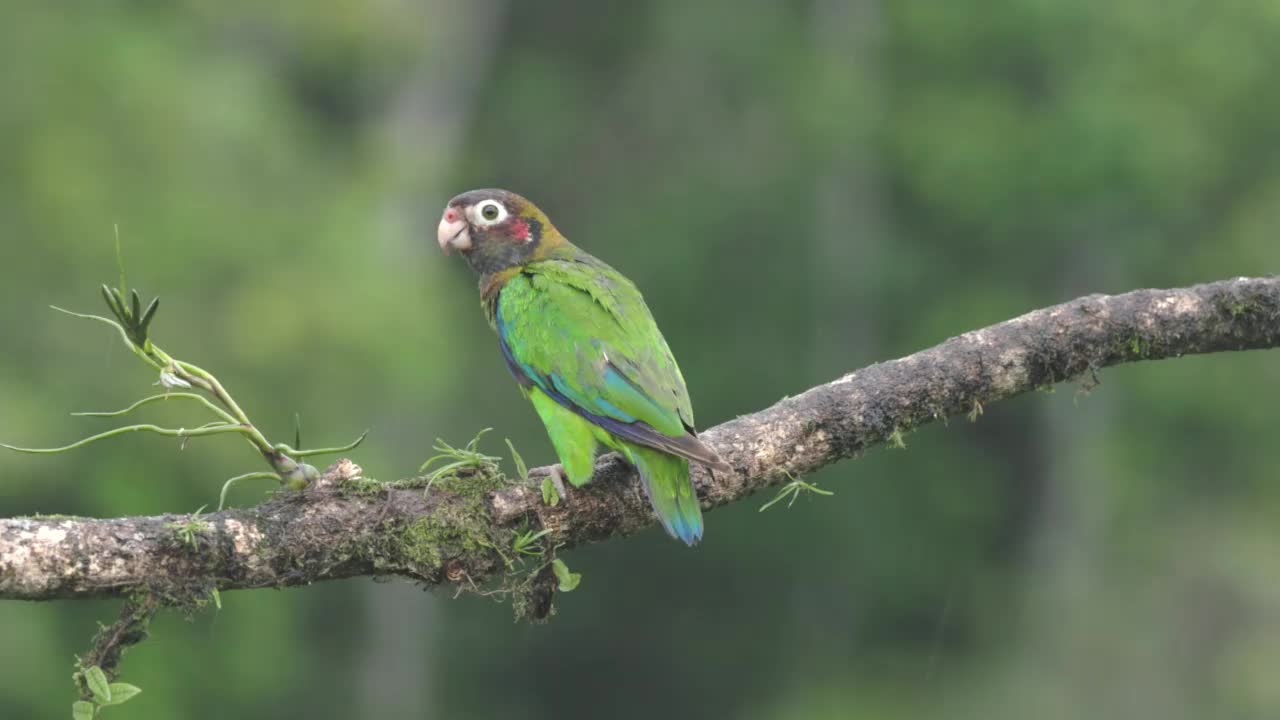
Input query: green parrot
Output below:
<box><xmin>436</xmin><ymin>189</ymin><xmax>729</xmax><ymax>545</ymax></box>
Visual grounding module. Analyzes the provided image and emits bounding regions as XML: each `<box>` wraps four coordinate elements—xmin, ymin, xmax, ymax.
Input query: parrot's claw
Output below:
<box><xmin>548</xmin><ymin>464</ymin><xmax>568</xmax><ymax>502</ymax></box>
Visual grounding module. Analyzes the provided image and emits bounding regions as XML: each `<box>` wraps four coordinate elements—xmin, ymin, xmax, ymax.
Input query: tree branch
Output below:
<box><xmin>3</xmin><ymin>277</ymin><xmax>1278</xmax><ymax>605</ymax></box>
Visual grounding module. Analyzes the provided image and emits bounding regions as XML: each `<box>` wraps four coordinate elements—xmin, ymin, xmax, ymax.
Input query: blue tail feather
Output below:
<box><xmin>626</xmin><ymin>444</ymin><xmax>703</xmax><ymax>546</ymax></box>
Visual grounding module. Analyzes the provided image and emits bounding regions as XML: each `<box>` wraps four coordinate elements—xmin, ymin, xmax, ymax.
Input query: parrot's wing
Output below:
<box><xmin>497</xmin><ymin>257</ymin><xmax>728</xmax><ymax>471</ymax></box>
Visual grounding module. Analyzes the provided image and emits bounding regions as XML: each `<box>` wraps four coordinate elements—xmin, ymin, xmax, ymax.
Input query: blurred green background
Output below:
<box><xmin>2</xmin><ymin>1</ymin><xmax>1279</xmax><ymax>718</ymax></box>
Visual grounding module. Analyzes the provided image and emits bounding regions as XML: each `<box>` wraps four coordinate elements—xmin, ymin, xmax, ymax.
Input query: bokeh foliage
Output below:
<box><xmin>1</xmin><ymin>1</ymin><xmax>1279</xmax><ymax>718</ymax></box>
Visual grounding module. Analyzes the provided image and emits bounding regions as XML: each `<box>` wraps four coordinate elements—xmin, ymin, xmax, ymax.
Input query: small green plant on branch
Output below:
<box><xmin>758</xmin><ymin>474</ymin><xmax>835</xmax><ymax>512</ymax></box>
<box><xmin>511</xmin><ymin>527</ymin><xmax>552</xmax><ymax>557</ymax></box>
<box><xmin>166</xmin><ymin>508</ymin><xmax>212</xmax><ymax>550</ymax></box>
<box><xmin>1</xmin><ymin>275</ymin><xmax>366</xmax><ymax>508</ymax></box>
<box><xmin>418</xmin><ymin>428</ymin><xmax>504</xmax><ymax>497</ymax></box>
<box><xmin>0</xmin><ymin>264</ymin><xmax>370</xmax><ymax>707</ymax></box>
<box><xmin>73</xmin><ymin>664</ymin><xmax>141</xmax><ymax>719</ymax></box>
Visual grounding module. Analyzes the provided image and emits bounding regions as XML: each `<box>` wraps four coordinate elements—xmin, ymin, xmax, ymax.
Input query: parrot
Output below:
<box><xmin>436</xmin><ymin>188</ymin><xmax>730</xmax><ymax>545</ymax></box>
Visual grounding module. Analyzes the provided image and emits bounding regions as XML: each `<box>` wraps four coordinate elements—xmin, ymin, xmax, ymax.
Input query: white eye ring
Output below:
<box><xmin>472</xmin><ymin>200</ymin><xmax>508</xmax><ymax>226</ymax></box>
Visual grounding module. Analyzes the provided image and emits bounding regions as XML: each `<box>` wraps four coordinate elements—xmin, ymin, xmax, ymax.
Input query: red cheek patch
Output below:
<box><xmin>507</xmin><ymin>218</ymin><xmax>530</xmax><ymax>242</ymax></box>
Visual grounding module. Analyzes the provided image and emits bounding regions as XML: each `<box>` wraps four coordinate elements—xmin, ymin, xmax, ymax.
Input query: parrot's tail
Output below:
<box><xmin>625</xmin><ymin>444</ymin><xmax>704</xmax><ymax>546</ymax></box>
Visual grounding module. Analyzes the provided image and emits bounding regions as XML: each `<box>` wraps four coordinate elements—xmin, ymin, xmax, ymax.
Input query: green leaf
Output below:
<box><xmin>505</xmin><ymin>438</ymin><xmax>528</xmax><ymax>481</ymax></box>
<box><xmin>102</xmin><ymin>683</ymin><xmax>141</xmax><ymax>706</ymax></box>
<box><xmin>540</xmin><ymin>477</ymin><xmax>560</xmax><ymax>507</ymax></box>
<box><xmin>551</xmin><ymin>558</ymin><xmax>581</xmax><ymax>592</ymax></box>
<box><xmin>139</xmin><ymin>296</ymin><xmax>160</xmax><ymax>336</ymax></box>
<box><xmin>283</xmin><ymin>429</ymin><xmax>369</xmax><ymax>459</ymax></box>
<box><xmin>113</xmin><ymin>223</ymin><xmax>127</xmax><ymax>297</ymax></box>
<box><xmin>512</xmin><ymin>528</ymin><xmax>551</xmax><ymax>556</ymax></box>
<box><xmin>210</xmin><ymin>587</ymin><xmax>221</xmax><ymax>610</ymax></box>
<box><xmin>100</xmin><ymin>284</ymin><xmax>122</xmax><ymax>320</ymax></box>
<box><xmin>72</xmin><ymin>700</ymin><xmax>95</xmax><ymax>720</ymax></box>
<box><xmin>84</xmin><ymin>666</ymin><xmax>110</xmax><ymax>704</ymax></box>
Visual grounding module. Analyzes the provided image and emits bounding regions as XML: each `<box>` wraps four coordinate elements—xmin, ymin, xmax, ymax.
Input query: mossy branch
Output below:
<box><xmin>2</xmin><ymin>275</ymin><xmax>1278</xmax><ymax>698</ymax></box>
<box><xmin>0</xmin><ymin>275</ymin><xmax>1274</xmax><ymax>609</ymax></box>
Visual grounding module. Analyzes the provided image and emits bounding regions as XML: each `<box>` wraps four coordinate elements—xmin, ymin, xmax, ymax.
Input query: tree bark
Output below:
<box><xmin>2</xmin><ymin>277</ymin><xmax>1278</xmax><ymax>603</ymax></box>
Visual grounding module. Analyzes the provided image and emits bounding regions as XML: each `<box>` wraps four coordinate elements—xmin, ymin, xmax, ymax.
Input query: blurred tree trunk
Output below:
<box><xmin>1019</xmin><ymin>208</ymin><xmax>1152</xmax><ymax>714</ymax></box>
<box><xmin>797</xmin><ymin>0</ymin><xmax>889</xmax><ymax>670</ymax></box>
<box><xmin>809</xmin><ymin>0</ymin><xmax>887</xmax><ymax>382</ymax></box>
<box><xmin>357</xmin><ymin>1</ymin><xmax>506</xmax><ymax>716</ymax></box>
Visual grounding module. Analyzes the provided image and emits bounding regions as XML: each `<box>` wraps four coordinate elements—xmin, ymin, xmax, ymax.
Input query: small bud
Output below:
<box><xmin>157</xmin><ymin>370</ymin><xmax>191</xmax><ymax>389</ymax></box>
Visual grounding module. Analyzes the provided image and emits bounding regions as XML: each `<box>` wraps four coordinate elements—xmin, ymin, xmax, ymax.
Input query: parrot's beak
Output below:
<box><xmin>437</xmin><ymin>207</ymin><xmax>471</xmax><ymax>255</ymax></box>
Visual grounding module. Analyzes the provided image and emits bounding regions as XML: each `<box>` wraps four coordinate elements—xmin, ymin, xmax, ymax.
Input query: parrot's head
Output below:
<box><xmin>437</xmin><ymin>189</ymin><xmax>563</xmax><ymax>275</ymax></box>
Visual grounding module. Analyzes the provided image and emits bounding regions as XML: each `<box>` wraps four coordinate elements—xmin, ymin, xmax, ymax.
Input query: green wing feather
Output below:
<box><xmin>497</xmin><ymin>254</ymin><xmax>726</xmax><ymax>470</ymax></box>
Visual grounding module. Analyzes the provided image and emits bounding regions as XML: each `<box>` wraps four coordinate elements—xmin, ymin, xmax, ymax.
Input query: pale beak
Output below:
<box><xmin>437</xmin><ymin>207</ymin><xmax>471</xmax><ymax>254</ymax></box>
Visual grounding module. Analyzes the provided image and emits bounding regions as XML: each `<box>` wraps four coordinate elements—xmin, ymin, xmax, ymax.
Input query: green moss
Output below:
<box><xmin>165</xmin><ymin>515</ymin><xmax>213</xmax><ymax>552</ymax></box>
<box><xmin>430</xmin><ymin>467</ymin><xmax>507</xmax><ymax>501</ymax></box>
<box><xmin>510</xmin><ymin>562</ymin><xmax>559</xmax><ymax>623</ymax></box>
<box><xmin>354</xmin><ymin>430</ymin><xmax>524</xmax><ymax>578</ymax></box>
<box><xmin>336</xmin><ymin>476</ymin><xmax>394</xmax><ymax>498</ymax></box>
<box><xmin>1127</xmin><ymin>335</ymin><xmax>1153</xmax><ymax>358</ymax></box>
<box><xmin>966</xmin><ymin>399</ymin><xmax>984</xmax><ymax>422</ymax></box>
<box><xmin>1225</xmin><ymin>296</ymin><xmax>1265</xmax><ymax>318</ymax></box>
<box><xmin>1218</xmin><ymin>287</ymin><xmax>1278</xmax><ymax>324</ymax></box>
<box><xmin>380</xmin><ymin>465</ymin><xmax>570</xmax><ymax>620</ymax></box>
<box><xmin>333</xmin><ymin>452</ymin><xmax>560</xmax><ymax>621</ymax></box>
<box><xmin>337</xmin><ymin>473</ymin><xmax>457</xmax><ymax>499</ymax></box>
<box><xmin>886</xmin><ymin>428</ymin><xmax>908</xmax><ymax>449</ymax></box>
<box><xmin>353</xmin><ymin>466</ymin><xmax>516</xmax><ymax>580</ymax></box>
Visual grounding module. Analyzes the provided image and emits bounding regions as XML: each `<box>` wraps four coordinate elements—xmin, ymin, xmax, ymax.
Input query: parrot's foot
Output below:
<box><xmin>548</xmin><ymin>464</ymin><xmax>568</xmax><ymax>502</ymax></box>
<box><xmin>528</xmin><ymin>463</ymin><xmax>569</xmax><ymax>505</ymax></box>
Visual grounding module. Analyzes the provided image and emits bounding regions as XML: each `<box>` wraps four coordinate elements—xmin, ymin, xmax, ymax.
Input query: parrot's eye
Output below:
<box><xmin>475</xmin><ymin>200</ymin><xmax>507</xmax><ymax>225</ymax></box>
